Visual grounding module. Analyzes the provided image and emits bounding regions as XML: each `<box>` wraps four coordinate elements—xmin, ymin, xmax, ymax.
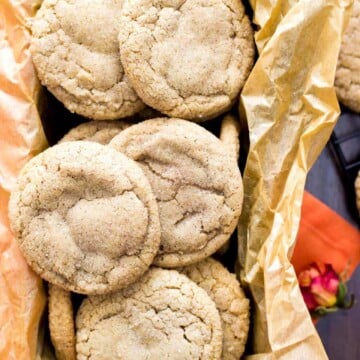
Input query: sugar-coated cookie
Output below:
<box><xmin>110</xmin><ymin>118</ymin><xmax>244</xmax><ymax>267</ymax></box>
<box><xmin>30</xmin><ymin>0</ymin><xmax>144</xmax><ymax>119</ymax></box>
<box><xmin>76</xmin><ymin>267</ymin><xmax>223</xmax><ymax>359</ymax></box>
<box><xmin>48</xmin><ymin>284</ymin><xmax>76</xmax><ymax>360</ymax></box>
<box><xmin>179</xmin><ymin>258</ymin><xmax>250</xmax><ymax>360</ymax></box>
<box><xmin>335</xmin><ymin>0</ymin><xmax>360</xmax><ymax>112</ymax></box>
<box><xmin>59</xmin><ymin>120</ymin><xmax>130</xmax><ymax>144</ymax></box>
<box><xmin>118</xmin><ymin>0</ymin><xmax>254</xmax><ymax>121</ymax></box>
<box><xmin>9</xmin><ymin>141</ymin><xmax>161</xmax><ymax>294</ymax></box>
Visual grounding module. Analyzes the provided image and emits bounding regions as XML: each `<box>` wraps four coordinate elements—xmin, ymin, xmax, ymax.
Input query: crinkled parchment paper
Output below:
<box><xmin>238</xmin><ymin>0</ymin><xmax>353</xmax><ymax>358</ymax></box>
<box><xmin>0</xmin><ymin>0</ymin><xmax>353</xmax><ymax>359</ymax></box>
<box><xmin>0</xmin><ymin>1</ymin><xmax>47</xmax><ymax>359</ymax></box>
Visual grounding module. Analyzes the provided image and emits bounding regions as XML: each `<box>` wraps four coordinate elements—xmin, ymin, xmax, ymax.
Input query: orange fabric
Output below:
<box><xmin>291</xmin><ymin>191</ymin><xmax>360</xmax><ymax>279</ymax></box>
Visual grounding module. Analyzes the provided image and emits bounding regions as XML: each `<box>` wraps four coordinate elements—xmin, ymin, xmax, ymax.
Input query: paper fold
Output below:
<box><xmin>238</xmin><ymin>0</ymin><xmax>353</xmax><ymax>358</ymax></box>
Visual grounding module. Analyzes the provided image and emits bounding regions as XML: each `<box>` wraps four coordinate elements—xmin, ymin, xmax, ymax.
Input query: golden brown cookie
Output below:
<box><xmin>179</xmin><ymin>258</ymin><xmax>250</xmax><ymax>360</ymax></box>
<box><xmin>48</xmin><ymin>284</ymin><xmax>76</xmax><ymax>360</ymax></box>
<box><xmin>355</xmin><ymin>170</ymin><xmax>360</xmax><ymax>214</ymax></box>
<box><xmin>219</xmin><ymin>114</ymin><xmax>240</xmax><ymax>162</ymax></box>
<box><xmin>30</xmin><ymin>0</ymin><xmax>144</xmax><ymax>119</ymax></box>
<box><xmin>76</xmin><ymin>267</ymin><xmax>223</xmax><ymax>360</ymax></box>
<box><xmin>59</xmin><ymin>120</ymin><xmax>130</xmax><ymax>144</ymax></box>
<box><xmin>217</xmin><ymin>114</ymin><xmax>241</xmax><ymax>254</ymax></box>
<box><xmin>110</xmin><ymin>118</ymin><xmax>244</xmax><ymax>267</ymax></box>
<box><xmin>9</xmin><ymin>141</ymin><xmax>161</xmax><ymax>294</ymax></box>
<box><xmin>335</xmin><ymin>0</ymin><xmax>360</xmax><ymax>112</ymax></box>
<box><xmin>118</xmin><ymin>0</ymin><xmax>254</xmax><ymax>121</ymax></box>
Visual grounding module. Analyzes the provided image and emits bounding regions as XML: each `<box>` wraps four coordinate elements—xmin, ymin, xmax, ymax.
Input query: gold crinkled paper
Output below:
<box><xmin>238</xmin><ymin>0</ymin><xmax>353</xmax><ymax>359</ymax></box>
<box><xmin>0</xmin><ymin>0</ymin><xmax>353</xmax><ymax>359</ymax></box>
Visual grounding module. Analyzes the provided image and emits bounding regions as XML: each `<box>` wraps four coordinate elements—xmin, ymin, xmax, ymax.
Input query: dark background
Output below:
<box><xmin>306</xmin><ymin>107</ymin><xmax>359</xmax><ymax>360</ymax></box>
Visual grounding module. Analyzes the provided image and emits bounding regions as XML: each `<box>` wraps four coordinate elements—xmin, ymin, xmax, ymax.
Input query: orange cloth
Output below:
<box><xmin>292</xmin><ymin>191</ymin><xmax>360</xmax><ymax>279</ymax></box>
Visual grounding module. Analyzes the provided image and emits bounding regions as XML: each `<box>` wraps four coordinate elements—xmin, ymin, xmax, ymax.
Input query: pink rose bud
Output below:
<box><xmin>298</xmin><ymin>262</ymin><xmax>340</xmax><ymax>309</ymax></box>
<box><xmin>298</xmin><ymin>262</ymin><xmax>354</xmax><ymax>318</ymax></box>
<box><xmin>311</xmin><ymin>276</ymin><xmax>338</xmax><ymax>307</ymax></box>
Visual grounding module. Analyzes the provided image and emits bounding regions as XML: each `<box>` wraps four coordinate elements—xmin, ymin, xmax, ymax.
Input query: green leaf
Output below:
<box><xmin>313</xmin><ymin>306</ymin><xmax>339</xmax><ymax>317</ymax></box>
<box><xmin>337</xmin><ymin>281</ymin><xmax>347</xmax><ymax>305</ymax></box>
<box><xmin>336</xmin><ymin>280</ymin><xmax>355</xmax><ymax>309</ymax></box>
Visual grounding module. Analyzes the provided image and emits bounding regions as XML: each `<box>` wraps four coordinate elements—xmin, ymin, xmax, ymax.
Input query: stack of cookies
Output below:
<box><xmin>9</xmin><ymin>0</ymin><xmax>256</xmax><ymax>359</ymax></box>
<box><xmin>10</xmin><ymin>116</ymin><xmax>250</xmax><ymax>360</ymax></box>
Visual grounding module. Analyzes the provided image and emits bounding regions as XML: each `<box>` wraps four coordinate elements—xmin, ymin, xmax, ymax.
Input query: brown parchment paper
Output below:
<box><xmin>0</xmin><ymin>1</ymin><xmax>47</xmax><ymax>359</ymax></box>
<box><xmin>238</xmin><ymin>0</ymin><xmax>353</xmax><ymax>359</ymax></box>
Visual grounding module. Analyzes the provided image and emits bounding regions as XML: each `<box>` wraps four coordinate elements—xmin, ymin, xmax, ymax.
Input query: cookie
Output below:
<box><xmin>59</xmin><ymin>120</ymin><xmax>130</xmax><ymax>144</ymax></box>
<box><xmin>48</xmin><ymin>284</ymin><xmax>76</xmax><ymax>360</ymax></box>
<box><xmin>76</xmin><ymin>267</ymin><xmax>223</xmax><ymax>360</ymax></box>
<box><xmin>30</xmin><ymin>0</ymin><xmax>144</xmax><ymax>120</ymax></box>
<box><xmin>219</xmin><ymin>114</ymin><xmax>240</xmax><ymax>162</ymax></box>
<box><xmin>110</xmin><ymin>118</ymin><xmax>244</xmax><ymax>267</ymax></box>
<box><xmin>217</xmin><ymin>114</ymin><xmax>241</xmax><ymax>254</ymax></box>
<box><xmin>179</xmin><ymin>258</ymin><xmax>250</xmax><ymax>360</ymax></box>
<box><xmin>335</xmin><ymin>0</ymin><xmax>360</xmax><ymax>112</ymax></box>
<box><xmin>118</xmin><ymin>0</ymin><xmax>254</xmax><ymax>121</ymax></box>
<box><xmin>356</xmin><ymin>170</ymin><xmax>360</xmax><ymax>214</ymax></box>
<box><xmin>9</xmin><ymin>141</ymin><xmax>161</xmax><ymax>294</ymax></box>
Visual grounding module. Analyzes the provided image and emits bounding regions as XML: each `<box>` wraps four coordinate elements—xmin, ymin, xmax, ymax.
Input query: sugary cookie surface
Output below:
<box><xmin>59</xmin><ymin>120</ymin><xmax>130</xmax><ymax>144</ymax></box>
<box><xmin>335</xmin><ymin>0</ymin><xmax>360</xmax><ymax>112</ymax></box>
<box><xmin>30</xmin><ymin>0</ymin><xmax>144</xmax><ymax>119</ymax></box>
<box><xmin>110</xmin><ymin>118</ymin><xmax>244</xmax><ymax>267</ymax></box>
<box><xmin>76</xmin><ymin>267</ymin><xmax>223</xmax><ymax>359</ymax></box>
<box><xmin>118</xmin><ymin>0</ymin><xmax>254</xmax><ymax>120</ymax></box>
<box><xmin>179</xmin><ymin>258</ymin><xmax>250</xmax><ymax>360</ymax></box>
<box><xmin>48</xmin><ymin>284</ymin><xmax>76</xmax><ymax>360</ymax></box>
<box><xmin>9</xmin><ymin>141</ymin><xmax>160</xmax><ymax>294</ymax></box>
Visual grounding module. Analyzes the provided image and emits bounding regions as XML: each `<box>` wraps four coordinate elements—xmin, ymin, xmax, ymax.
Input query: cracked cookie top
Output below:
<box><xmin>59</xmin><ymin>120</ymin><xmax>131</xmax><ymax>144</ymax></box>
<box><xmin>179</xmin><ymin>258</ymin><xmax>250</xmax><ymax>360</ymax></box>
<box><xmin>48</xmin><ymin>284</ymin><xmax>76</xmax><ymax>360</ymax></box>
<box><xmin>30</xmin><ymin>0</ymin><xmax>144</xmax><ymax>120</ymax></box>
<box><xmin>335</xmin><ymin>0</ymin><xmax>360</xmax><ymax>112</ymax></box>
<box><xmin>110</xmin><ymin>118</ymin><xmax>244</xmax><ymax>267</ymax></box>
<box><xmin>118</xmin><ymin>0</ymin><xmax>254</xmax><ymax>121</ymax></box>
<box><xmin>76</xmin><ymin>267</ymin><xmax>223</xmax><ymax>360</ymax></box>
<box><xmin>9</xmin><ymin>141</ymin><xmax>161</xmax><ymax>294</ymax></box>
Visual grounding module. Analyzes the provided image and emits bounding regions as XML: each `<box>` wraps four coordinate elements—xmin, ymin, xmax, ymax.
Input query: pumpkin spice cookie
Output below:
<box><xmin>76</xmin><ymin>267</ymin><xmax>223</xmax><ymax>360</ymax></box>
<box><xmin>118</xmin><ymin>0</ymin><xmax>254</xmax><ymax>121</ymax></box>
<box><xmin>30</xmin><ymin>0</ymin><xmax>144</xmax><ymax>120</ymax></box>
<box><xmin>335</xmin><ymin>0</ymin><xmax>360</xmax><ymax>112</ymax></box>
<box><xmin>110</xmin><ymin>118</ymin><xmax>244</xmax><ymax>267</ymax></box>
<box><xmin>217</xmin><ymin>114</ymin><xmax>241</xmax><ymax>254</ymax></box>
<box><xmin>59</xmin><ymin>120</ymin><xmax>130</xmax><ymax>144</ymax></box>
<box><xmin>9</xmin><ymin>141</ymin><xmax>160</xmax><ymax>294</ymax></box>
<box><xmin>48</xmin><ymin>284</ymin><xmax>76</xmax><ymax>360</ymax></box>
<box><xmin>179</xmin><ymin>258</ymin><xmax>250</xmax><ymax>360</ymax></box>
<box><xmin>219</xmin><ymin>114</ymin><xmax>241</xmax><ymax>162</ymax></box>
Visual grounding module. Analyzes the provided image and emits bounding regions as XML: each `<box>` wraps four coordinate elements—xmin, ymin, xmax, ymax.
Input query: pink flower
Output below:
<box><xmin>298</xmin><ymin>262</ymin><xmax>354</xmax><ymax>318</ymax></box>
<box><xmin>298</xmin><ymin>262</ymin><xmax>340</xmax><ymax>311</ymax></box>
